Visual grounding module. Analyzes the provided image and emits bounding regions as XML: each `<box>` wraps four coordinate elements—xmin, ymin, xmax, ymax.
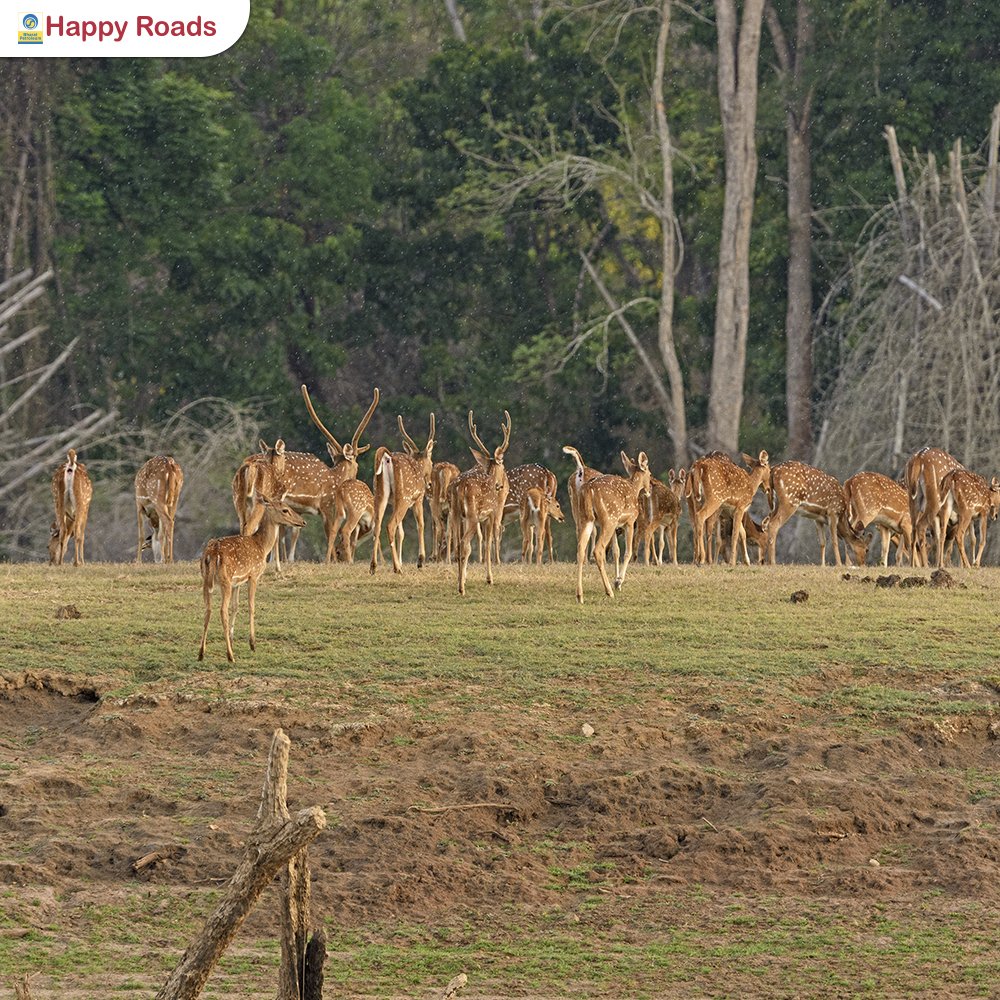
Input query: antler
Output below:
<box><xmin>398</xmin><ymin>414</ymin><xmax>419</xmax><ymax>454</ymax></box>
<box><xmin>351</xmin><ymin>387</ymin><xmax>379</xmax><ymax>455</ymax></box>
<box><xmin>468</xmin><ymin>410</ymin><xmax>490</xmax><ymax>455</ymax></box>
<box><xmin>428</xmin><ymin>412</ymin><xmax>436</xmax><ymax>447</ymax></box>
<box><xmin>497</xmin><ymin>410</ymin><xmax>511</xmax><ymax>457</ymax></box>
<box><xmin>301</xmin><ymin>384</ymin><xmax>344</xmax><ymax>457</ymax></box>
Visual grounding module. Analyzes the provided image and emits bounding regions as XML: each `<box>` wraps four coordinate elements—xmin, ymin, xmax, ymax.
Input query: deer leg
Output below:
<box><xmin>765</xmin><ymin>502</ymin><xmax>794</xmax><ymax>565</ymax></box>
<box><xmin>594</xmin><ymin>524</ymin><xmax>616</xmax><ymax>598</ymax></box>
<box><xmin>728</xmin><ymin>506</ymin><xmax>746</xmax><ymax>567</ymax></box>
<box><xmin>974</xmin><ymin>513</ymin><xmax>987</xmax><ymax>567</ymax></box>
<box><xmin>220</xmin><ymin>585</ymin><xmax>235</xmax><ymax>663</ymax></box>
<box><xmin>74</xmin><ymin>515</ymin><xmax>87</xmax><ymax>566</ymax></box>
<box><xmin>198</xmin><ymin>574</ymin><xmax>213</xmax><ymax>661</ymax></box>
<box><xmin>369</xmin><ymin>470</ymin><xmax>390</xmax><ymax>575</ymax></box>
<box><xmin>247</xmin><ymin>577</ymin><xmax>257</xmax><ymax>652</ymax></box>
<box><xmin>458</xmin><ymin>517</ymin><xmax>475</xmax><ymax>596</ymax></box>
<box><xmin>545</xmin><ymin>518</ymin><xmax>556</xmax><ymax>564</ymax></box>
<box><xmin>615</xmin><ymin>524</ymin><xmax>635</xmax><ymax>590</ymax></box>
<box><xmin>414</xmin><ymin>499</ymin><xmax>427</xmax><ymax>568</ymax></box>
<box><xmin>669</xmin><ymin>520</ymin><xmax>679</xmax><ymax>566</ymax></box>
<box><xmin>954</xmin><ymin>513</ymin><xmax>973</xmax><ymax>568</ymax></box>
<box><xmin>576</xmin><ymin>520</ymin><xmax>595</xmax><ymax>604</ymax></box>
<box><xmin>879</xmin><ymin>526</ymin><xmax>891</xmax><ymax>567</ymax></box>
<box><xmin>136</xmin><ymin>503</ymin><xmax>145</xmax><ymax>564</ymax></box>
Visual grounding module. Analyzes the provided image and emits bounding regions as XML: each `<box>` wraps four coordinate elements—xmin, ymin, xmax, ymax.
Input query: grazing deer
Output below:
<box><xmin>520</xmin><ymin>486</ymin><xmax>565</xmax><ymax>564</ymax></box>
<box><xmin>638</xmin><ymin>472</ymin><xmax>684</xmax><ymax>566</ymax></box>
<box><xmin>503</xmin><ymin>463</ymin><xmax>560</xmax><ymax>564</ymax></box>
<box><xmin>325</xmin><ymin>478</ymin><xmax>375</xmax><ymax>563</ymax></box>
<box><xmin>454</xmin><ymin>410</ymin><xmax>512</xmax><ymax>596</ymax></box>
<box><xmin>430</xmin><ymin>461</ymin><xmax>460</xmax><ymax>562</ymax></box>
<box><xmin>369</xmin><ymin>413</ymin><xmax>436</xmax><ymax>574</ymax></box>
<box><xmin>686</xmin><ymin>451</ymin><xmax>770</xmax><ymax>566</ymax></box>
<box><xmin>50</xmin><ymin>449</ymin><xmax>93</xmax><ymax>566</ymax></box>
<box><xmin>715</xmin><ymin>510</ymin><xmax>768</xmax><ymax>565</ymax></box>
<box><xmin>198</xmin><ymin>495</ymin><xmax>306</xmax><ymax>663</ymax></box>
<box><xmin>232</xmin><ymin>440</ymin><xmax>287</xmax><ymax>572</ymax></box>
<box><xmin>844</xmin><ymin>472</ymin><xmax>912</xmax><ymax>567</ymax></box>
<box><xmin>566</xmin><ymin>447</ymin><xmax>651</xmax><ymax>603</ymax></box>
<box><xmin>135</xmin><ymin>456</ymin><xmax>184</xmax><ymax>564</ymax></box>
<box><xmin>905</xmin><ymin>447</ymin><xmax>964</xmax><ymax>567</ymax></box>
<box><xmin>936</xmin><ymin>469</ymin><xmax>1000</xmax><ymax>568</ymax></box>
<box><xmin>765</xmin><ymin>460</ymin><xmax>866</xmax><ymax>567</ymax></box>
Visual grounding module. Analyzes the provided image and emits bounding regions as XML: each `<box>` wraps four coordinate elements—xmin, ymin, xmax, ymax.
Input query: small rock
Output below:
<box><xmin>869</xmin><ymin>858</ymin><xmax>880</xmax><ymax>867</ymax></box>
<box><xmin>842</xmin><ymin>573</ymin><xmax>852</xmax><ymax>581</ymax></box>
<box><xmin>55</xmin><ymin>604</ymin><xmax>81</xmax><ymax>620</ymax></box>
<box><xmin>790</xmin><ymin>590</ymin><xmax>809</xmax><ymax>604</ymax></box>
<box><xmin>988</xmin><ymin>722</ymin><xmax>1000</xmax><ymax>741</ymax></box>
<box><xmin>581</xmin><ymin>723</ymin><xmax>595</xmax><ymax>738</ymax></box>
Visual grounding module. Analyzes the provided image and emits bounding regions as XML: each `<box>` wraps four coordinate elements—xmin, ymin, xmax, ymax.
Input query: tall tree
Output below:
<box><xmin>707</xmin><ymin>0</ymin><xmax>766</xmax><ymax>453</ymax></box>
<box><xmin>765</xmin><ymin>0</ymin><xmax>814</xmax><ymax>460</ymax></box>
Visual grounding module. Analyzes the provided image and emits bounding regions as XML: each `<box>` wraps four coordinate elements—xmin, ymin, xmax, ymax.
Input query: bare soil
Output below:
<box><xmin>2</xmin><ymin>663</ymin><xmax>1000</xmax><ymax>996</ymax></box>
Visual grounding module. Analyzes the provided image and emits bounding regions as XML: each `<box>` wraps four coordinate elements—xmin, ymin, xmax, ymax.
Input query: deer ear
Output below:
<box><xmin>470</xmin><ymin>448</ymin><xmax>490</xmax><ymax>470</ymax></box>
<box><xmin>638</xmin><ymin>452</ymin><xmax>649</xmax><ymax>470</ymax></box>
<box><xmin>741</xmin><ymin>453</ymin><xmax>754</xmax><ymax>466</ymax></box>
<box><xmin>259</xmin><ymin>439</ymin><xmax>269</xmax><ymax>453</ymax></box>
<box><xmin>679</xmin><ymin>468</ymin><xmax>687</xmax><ymax>482</ymax></box>
<box><xmin>759</xmin><ymin>449</ymin><xmax>769</xmax><ymax>465</ymax></box>
<box><xmin>992</xmin><ymin>476</ymin><xmax>999</xmax><ymax>488</ymax></box>
<box><xmin>275</xmin><ymin>439</ymin><xmax>285</xmax><ymax>454</ymax></box>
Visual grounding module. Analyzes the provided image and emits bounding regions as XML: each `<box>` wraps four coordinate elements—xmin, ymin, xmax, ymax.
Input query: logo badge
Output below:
<box><xmin>18</xmin><ymin>13</ymin><xmax>43</xmax><ymax>44</ymax></box>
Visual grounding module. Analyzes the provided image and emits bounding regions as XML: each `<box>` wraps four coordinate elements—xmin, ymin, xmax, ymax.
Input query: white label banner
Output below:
<box><xmin>5</xmin><ymin>1</ymin><xmax>250</xmax><ymax>56</ymax></box>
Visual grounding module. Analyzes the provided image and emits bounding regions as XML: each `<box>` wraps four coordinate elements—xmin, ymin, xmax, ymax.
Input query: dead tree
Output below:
<box><xmin>155</xmin><ymin>730</ymin><xmax>327</xmax><ymax>1000</ymax></box>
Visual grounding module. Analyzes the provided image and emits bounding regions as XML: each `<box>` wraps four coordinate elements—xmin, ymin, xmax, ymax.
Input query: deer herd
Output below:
<box><xmin>46</xmin><ymin>388</ymin><xmax>1000</xmax><ymax>659</ymax></box>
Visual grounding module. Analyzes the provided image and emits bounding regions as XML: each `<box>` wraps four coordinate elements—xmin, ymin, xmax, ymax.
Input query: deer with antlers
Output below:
<box><xmin>520</xmin><ymin>486</ymin><xmax>565</xmax><ymax>564</ymax></box>
<box><xmin>935</xmin><ymin>469</ymin><xmax>1000</xmax><ymax>568</ymax></box>
<box><xmin>905</xmin><ymin>447</ymin><xmax>964</xmax><ymax>567</ymax></box>
<box><xmin>369</xmin><ymin>412</ymin><xmax>436</xmax><ymax>575</ymax></box>
<box><xmin>135</xmin><ymin>455</ymin><xmax>184</xmax><ymax>564</ymax></box>
<box><xmin>50</xmin><ymin>448</ymin><xmax>93</xmax><ymax>566</ymax></box>
<box><xmin>686</xmin><ymin>451</ymin><xmax>770</xmax><ymax>566</ymax></box>
<box><xmin>566</xmin><ymin>446</ymin><xmax>651</xmax><ymax>603</ymax></box>
<box><xmin>765</xmin><ymin>461</ymin><xmax>867</xmax><ymax>567</ymax></box>
<box><xmin>198</xmin><ymin>494</ymin><xmax>306</xmax><ymax>663</ymax></box>
<box><xmin>325</xmin><ymin>478</ymin><xmax>375</xmax><ymax>563</ymax></box>
<box><xmin>453</xmin><ymin>410</ymin><xmax>512</xmax><ymax>596</ymax></box>
<box><xmin>429</xmin><ymin>461</ymin><xmax>460</xmax><ymax>562</ymax></box>
<box><xmin>844</xmin><ymin>471</ymin><xmax>912</xmax><ymax>567</ymax></box>
<box><xmin>260</xmin><ymin>385</ymin><xmax>379</xmax><ymax>562</ymax></box>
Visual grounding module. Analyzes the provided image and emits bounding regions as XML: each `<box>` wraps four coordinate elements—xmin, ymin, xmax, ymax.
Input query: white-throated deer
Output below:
<box><xmin>905</xmin><ymin>447</ymin><xmax>964</xmax><ymax>567</ymax></box>
<box><xmin>135</xmin><ymin>455</ymin><xmax>184</xmax><ymax>564</ymax></box>
<box><xmin>686</xmin><ymin>451</ymin><xmax>770</xmax><ymax>566</ymax></box>
<box><xmin>519</xmin><ymin>486</ymin><xmax>564</xmax><ymax>564</ymax></box>
<box><xmin>936</xmin><ymin>469</ymin><xmax>1000</xmax><ymax>568</ymax></box>
<box><xmin>566</xmin><ymin>447</ymin><xmax>651</xmax><ymax>603</ymax></box>
<box><xmin>197</xmin><ymin>494</ymin><xmax>306</xmax><ymax>663</ymax></box>
<box><xmin>50</xmin><ymin>448</ymin><xmax>93</xmax><ymax>566</ymax></box>
<box><xmin>844</xmin><ymin>471</ymin><xmax>912</xmax><ymax>567</ymax></box>
<box><xmin>454</xmin><ymin>409</ymin><xmax>511</xmax><ymax>595</ymax></box>
<box><xmin>765</xmin><ymin>460</ymin><xmax>866</xmax><ymax>567</ymax></box>
<box><xmin>369</xmin><ymin>412</ymin><xmax>436</xmax><ymax>574</ymax></box>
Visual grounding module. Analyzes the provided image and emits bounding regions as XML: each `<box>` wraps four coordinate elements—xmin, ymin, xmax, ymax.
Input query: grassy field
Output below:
<box><xmin>2</xmin><ymin>558</ymin><xmax>1000</xmax><ymax>997</ymax></box>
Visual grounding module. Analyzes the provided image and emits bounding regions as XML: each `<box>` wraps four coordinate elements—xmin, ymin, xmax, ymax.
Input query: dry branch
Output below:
<box><xmin>154</xmin><ymin>730</ymin><xmax>327</xmax><ymax>1000</ymax></box>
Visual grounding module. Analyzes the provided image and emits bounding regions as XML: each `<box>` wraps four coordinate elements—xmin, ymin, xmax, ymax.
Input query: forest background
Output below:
<box><xmin>3</xmin><ymin>0</ymin><xmax>1000</xmax><ymax>561</ymax></box>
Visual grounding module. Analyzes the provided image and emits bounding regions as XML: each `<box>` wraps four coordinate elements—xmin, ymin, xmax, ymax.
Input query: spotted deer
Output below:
<box><xmin>50</xmin><ymin>449</ymin><xmax>93</xmax><ymax>566</ymax></box>
<box><xmin>520</xmin><ymin>486</ymin><xmax>565</xmax><ymax>564</ymax></box>
<box><xmin>716</xmin><ymin>510</ymin><xmax>768</xmax><ymax>565</ymax></box>
<box><xmin>563</xmin><ymin>446</ymin><xmax>619</xmax><ymax>565</ymax></box>
<box><xmin>566</xmin><ymin>447</ymin><xmax>651</xmax><ymax>603</ymax></box>
<box><xmin>135</xmin><ymin>455</ymin><xmax>184</xmax><ymax>564</ymax></box>
<box><xmin>279</xmin><ymin>385</ymin><xmax>379</xmax><ymax>562</ymax></box>
<box><xmin>325</xmin><ymin>478</ymin><xmax>375</xmax><ymax>563</ymax></box>
<box><xmin>453</xmin><ymin>410</ymin><xmax>511</xmax><ymax>596</ymax></box>
<box><xmin>370</xmin><ymin>412</ymin><xmax>436</xmax><ymax>574</ymax></box>
<box><xmin>232</xmin><ymin>440</ymin><xmax>286</xmax><ymax>568</ymax></box>
<box><xmin>905</xmin><ymin>447</ymin><xmax>964</xmax><ymax>567</ymax></box>
<box><xmin>502</xmin><ymin>463</ymin><xmax>559</xmax><ymax>563</ymax></box>
<box><xmin>686</xmin><ymin>451</ymin><xmax>770</xmax><ymax>566</ymax></box>
<box><xmin>429</xmin><ymin>461</ymin><xmax>460</xmax><ymax>562</ymax></box>
<box><xmin>844</xmin><ymin>472</ymin><xmax>912</xmax><ymax>567</ymax></box>
<box><xmin>197</xmin><ymin>495</ymin><xmax>306</xmax><ymax>663</ymax></box>
<box><xmin>936</xmin><ymin>469</ymin><xmax>1000</xmax><ymax>568</ymax></box>
<box><xmin>638</xmin><ymin>471</ymin><xmax>685</xmax><ymax>566</ymax></box>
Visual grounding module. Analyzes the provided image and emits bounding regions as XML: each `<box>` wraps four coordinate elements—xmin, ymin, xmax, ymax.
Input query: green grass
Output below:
<box><xmin>2</xmin><ymin>559</ymin><xmax>1000</xmax><ymax>996</ymax></box>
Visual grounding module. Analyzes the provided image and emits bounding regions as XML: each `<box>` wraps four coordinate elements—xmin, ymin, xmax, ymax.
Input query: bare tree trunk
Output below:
<box><xmin>766</xmin><ymin>0</ymin><xmax>814</xmax><ymax>460</ymax></box>
<box><xmin>443</xmin><ymin>0</ymin><xmax>467</xmax><ymax>41</ymax></box>
<box><xmin>652</xmin><ymin>0</ymin><xmax>689</xmax><ymax>466</ymax></box>
<box><xmin>708</xmin><ymin>0</ymin><xmax>766</xmax><ymax>453</ymax></box>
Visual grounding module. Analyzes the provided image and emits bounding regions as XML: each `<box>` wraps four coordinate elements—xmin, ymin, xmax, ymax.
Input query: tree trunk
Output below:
<box><xmin>707</xmin><ymin>0</ymin><xmax>766</xmax><ymax>453</ymax></box>
<box><xmin>652</xmin><ymin>0</ymin><xmax>689</xmax><ymax>466</ymax></box>
<box><xmin>443</xmin><ymin>0</ymin><xmax>467</xmax><ymax>42</ymax></box>
<box><xmin>766</xmin><ymin>0</ymin><xmax>814</xmax><ymax>460</ymax></box>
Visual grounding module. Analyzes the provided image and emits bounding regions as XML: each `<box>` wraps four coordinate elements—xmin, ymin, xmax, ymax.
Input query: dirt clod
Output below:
<box><xmin>55</xmin><ymin>605</ymin><xmax>81</xmax><ymax>619</ymax></box>
<box><xmin>930</xmin><ymin>569</ymin><xmax>957</xmax><ymax>588</ymax></box>
<box><xmin>790</xmin><ymin>590</ymin><xmax>809</xmax><ymax>603</ymax></box>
